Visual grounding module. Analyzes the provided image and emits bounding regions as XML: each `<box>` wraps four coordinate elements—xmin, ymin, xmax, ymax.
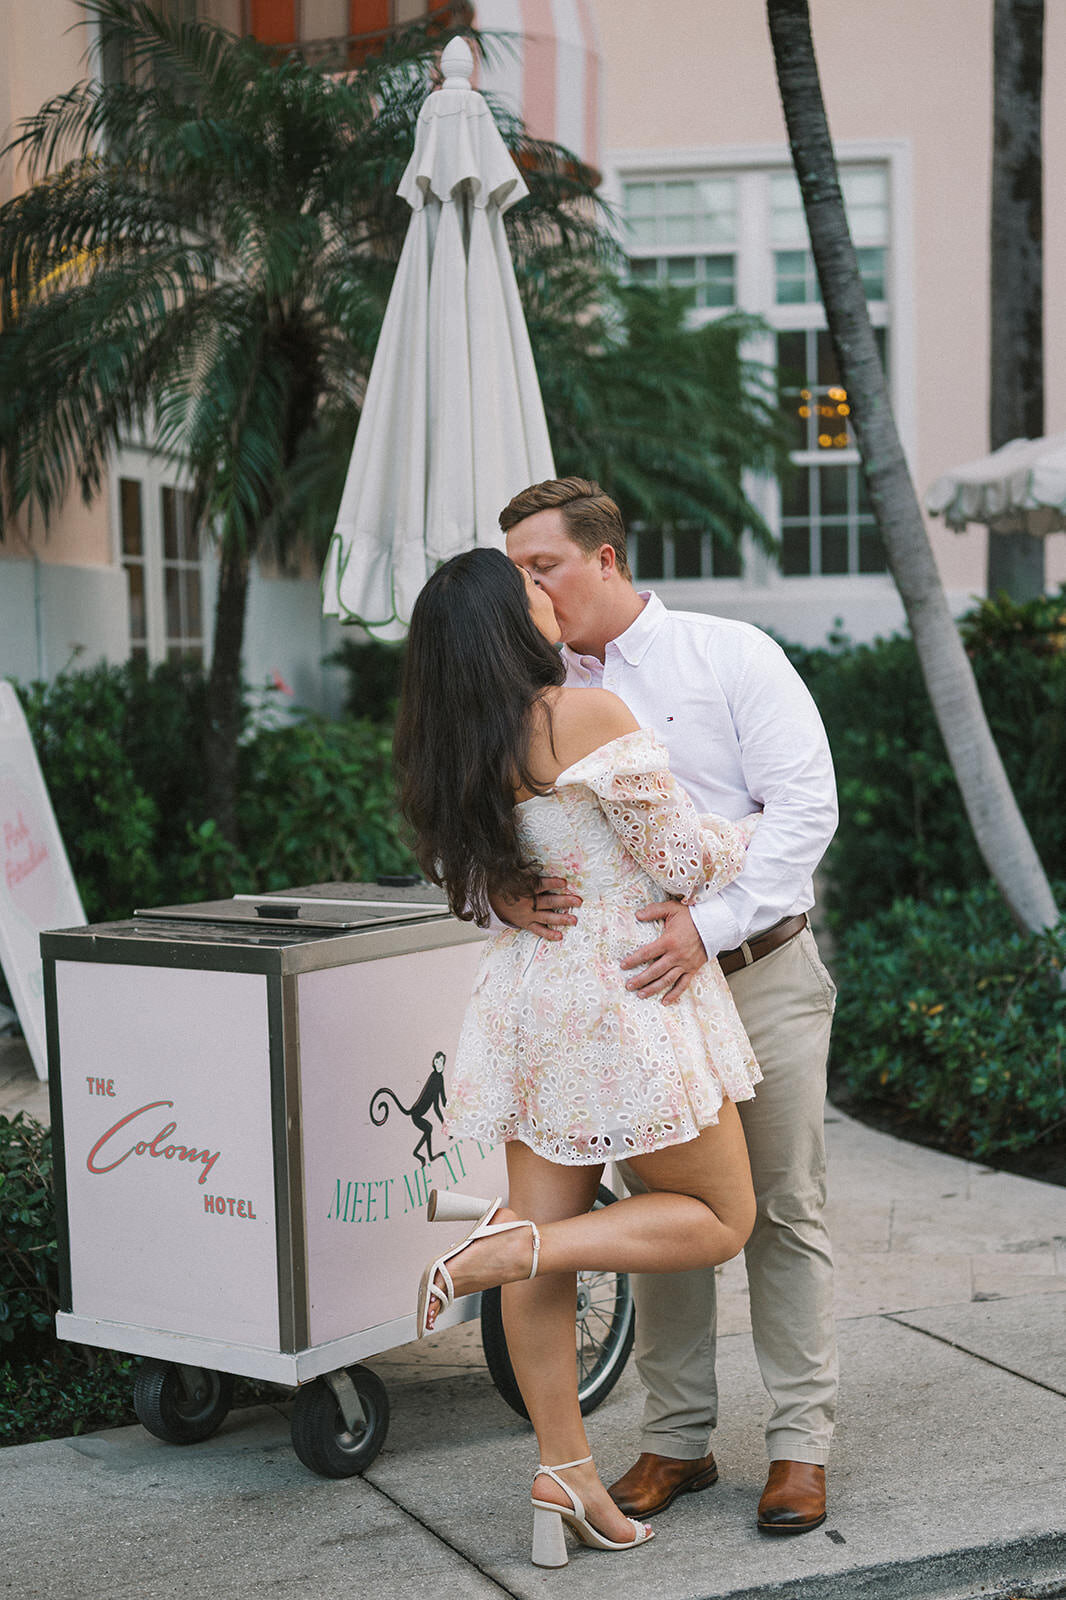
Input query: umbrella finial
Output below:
<box><xmin>440</xmin><ymin>36</ymin><xmax>474</xmax><ymax>89</ymax></box>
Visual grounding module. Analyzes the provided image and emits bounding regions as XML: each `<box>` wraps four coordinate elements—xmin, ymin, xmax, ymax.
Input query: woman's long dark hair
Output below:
<box><xmin>394</xmin><ymin>548</ymin><xmax>566</xmax><ymax>921</ymax></box>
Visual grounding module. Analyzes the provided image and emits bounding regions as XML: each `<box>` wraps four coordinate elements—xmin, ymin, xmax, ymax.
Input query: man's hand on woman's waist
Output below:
<box><xmin>488</xmin><ymin>877</ymin><xmax>582</xmax><ymax>940</ymax></box>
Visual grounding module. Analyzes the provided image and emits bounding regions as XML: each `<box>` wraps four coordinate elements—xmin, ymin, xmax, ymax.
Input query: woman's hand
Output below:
<box><xmin>620</xmin><ymin>902</ymin><xmax>708</xmax><ymax>1003</ymax></box>
<box><xmin>489</xmin><ymin>877</ymin><xmax>581</xmax><ymax>940</ymax></box>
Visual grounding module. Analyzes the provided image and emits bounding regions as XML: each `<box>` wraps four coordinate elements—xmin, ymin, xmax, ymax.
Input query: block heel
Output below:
<box><xmin>531</xmin><ymin>1506</ymin><xmax>568</xmax><ymax>1567</ymax></box>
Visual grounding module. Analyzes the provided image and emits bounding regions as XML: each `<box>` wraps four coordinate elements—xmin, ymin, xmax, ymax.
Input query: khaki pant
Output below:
<box><xmin>618</xmin><ymin>925</ymin><xmax>838</xmax><ymax>1465</ymax></box>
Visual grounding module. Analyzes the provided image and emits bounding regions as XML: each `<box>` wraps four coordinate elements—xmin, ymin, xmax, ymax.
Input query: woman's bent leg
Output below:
<box><xmin>433</xmin><ymin>1104</ymin><xmax>756</xmax><ymax>1299</ymax></box>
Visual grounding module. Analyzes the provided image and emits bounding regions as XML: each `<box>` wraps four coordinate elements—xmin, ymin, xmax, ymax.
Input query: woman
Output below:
<box><xmin>393</xmin><ymin>548</ymin><xmax>760</xmax><ymax>1568</ymax></box>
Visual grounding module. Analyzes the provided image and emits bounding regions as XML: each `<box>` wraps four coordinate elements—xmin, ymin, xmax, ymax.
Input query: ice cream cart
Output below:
<box><xmin>43</xmin><ymin>883</ymin><xmax>633</xmax><ymax>1476</ymax></box>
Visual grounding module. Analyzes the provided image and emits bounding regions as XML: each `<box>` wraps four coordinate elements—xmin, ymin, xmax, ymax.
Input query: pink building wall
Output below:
<box><xmin>592</xmin><ymin>0</ymin><xmax>1066</xmax><ymax>594</ymax></box>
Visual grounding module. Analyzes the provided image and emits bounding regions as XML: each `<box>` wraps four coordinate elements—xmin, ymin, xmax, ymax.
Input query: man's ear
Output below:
<box><xmin>598</xmin><ymin>543</ymin><xmax>617</xmax><ymax>577</ymax></box>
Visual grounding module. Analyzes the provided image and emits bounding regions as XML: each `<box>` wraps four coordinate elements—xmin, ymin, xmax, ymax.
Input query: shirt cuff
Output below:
<box><xmin>689</xmin><ymin>895</ymin><xmax>743</xmax><ymax>961</ymax></box>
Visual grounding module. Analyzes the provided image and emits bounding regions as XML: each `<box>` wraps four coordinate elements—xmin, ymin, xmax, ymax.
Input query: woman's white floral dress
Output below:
<box><xmin>444</xmin><ymin>729</ymin><xmax>762</xmax><ymax>1165</ymax></box>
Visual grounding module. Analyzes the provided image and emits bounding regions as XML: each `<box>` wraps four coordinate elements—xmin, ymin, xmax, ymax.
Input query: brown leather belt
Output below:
<box><xmin>718</xmin><ymin>913</ymin><xmax>808</xmax><ymax>977</ymax></box>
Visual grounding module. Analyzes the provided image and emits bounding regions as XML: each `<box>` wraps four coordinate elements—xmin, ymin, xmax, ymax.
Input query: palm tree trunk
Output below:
<box><xmin>766</xmin><ymin>0</ymin><xmax>1058</xmax><ymax>936</ymax></box>
<box><xmin>988</xmin><ymin>0</ymin><xmax>1045</xmax><ymax>599</ymax></box>
<box><xmin>204</xmin><ymin>533</ymin><xmax>250</xmax><ymax>848</ymax></box>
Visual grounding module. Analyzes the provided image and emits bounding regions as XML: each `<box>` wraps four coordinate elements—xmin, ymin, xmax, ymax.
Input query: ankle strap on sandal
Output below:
<box><xmin>536</xmin><ymin>1454</ymin><xmax>592</xmax><ymax>1476</ymax></box>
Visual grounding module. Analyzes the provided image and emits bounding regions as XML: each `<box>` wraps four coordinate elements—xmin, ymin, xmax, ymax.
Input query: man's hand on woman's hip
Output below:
<box><xmin>488</xmin><ymin>877</ymin><xmax>581</xmax><ymax>940</ymax></box>
<box><xmin>621</xmin><ymin>902</ymin><xmax>709</xmax><ymax>1004</ymax></box>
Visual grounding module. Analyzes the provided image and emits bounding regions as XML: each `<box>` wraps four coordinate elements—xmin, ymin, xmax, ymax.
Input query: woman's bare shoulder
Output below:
<box><xmin>547</xmin><ymin>688</ymin><xmax>639</xmax><ymax>770</ymax></box>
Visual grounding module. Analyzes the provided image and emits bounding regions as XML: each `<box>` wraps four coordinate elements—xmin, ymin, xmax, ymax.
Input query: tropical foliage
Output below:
<box><xmin>830</xmin><ymin>881</ymin><xmax>1066</xmax><ymax>1163</ymax></box>
<box><xmin>0</xmin><ymin>1</ymin><xmax>786</xmax><ymax>849</ymax></box>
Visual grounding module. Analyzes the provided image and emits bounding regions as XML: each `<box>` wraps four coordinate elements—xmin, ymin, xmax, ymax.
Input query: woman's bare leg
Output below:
<box><xmin>427</xmin><ymin>1104</ymin><xmax>755</xmax><ymax>1304</ymax></box>
<box><xmin>423</xmin><ymin>1107</ymin><xmax>755</xmax><ymax>1540</ymax></box>
<box><xmin>498</xmin><ymin>1142</ymin><xmax>640</xmax><ymax>1543</ymax></box>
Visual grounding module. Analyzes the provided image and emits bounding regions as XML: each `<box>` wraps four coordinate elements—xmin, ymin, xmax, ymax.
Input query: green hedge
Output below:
<box><xmin>829</xmin><ymin>880</ymin><xmax>1066</xmax><ymax>1161</ymax></box>
<box><xmin>12</xmin><ymin>663</ymin><xmax>416</xmax><ymax>923</ymax></box>
<box><xmin>786</xmin><ymin>589</ymin><xmax>1066</xmax><ymax>928</ymax></box>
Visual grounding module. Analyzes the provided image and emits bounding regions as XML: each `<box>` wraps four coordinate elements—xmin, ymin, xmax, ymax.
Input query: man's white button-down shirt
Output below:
<box><xmin>562</xmin><ymin>592</ymin><xmax>838</xmax><ymax>958</ymax></box>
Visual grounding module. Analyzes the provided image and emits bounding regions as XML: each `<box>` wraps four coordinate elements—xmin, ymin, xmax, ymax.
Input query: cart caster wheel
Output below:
<box><xmin>133</xmin><ymin>1359</ymin><xmax>235</xmax><ymax>1444</ymax></box>
<box><xmin>291</xmin><ymin>1365</ymin><xmax>389</xmax><ymax>1478</ymax></box>
<box><xmin>481</xmin><ymin>1183</ymin><xmax>635</xmax><ymax>1420</ymax></box>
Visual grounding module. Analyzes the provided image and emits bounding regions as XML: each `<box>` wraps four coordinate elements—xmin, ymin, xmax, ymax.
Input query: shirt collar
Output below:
<box><xmin>607</xmin><ymin>590</ymin><xmax>667</xmax><ymax>666</ymax></box>
<box><xmin>562</xmin><ymin>591</ymin><xmax>666</xmax><ymax>675</ymax></box>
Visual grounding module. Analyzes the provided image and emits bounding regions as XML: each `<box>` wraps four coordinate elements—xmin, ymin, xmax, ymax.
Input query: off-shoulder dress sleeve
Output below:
<box><xmin>554</xmin><ymin>728</ymin><xmax>759</xmax><ymax>901</ymax></box>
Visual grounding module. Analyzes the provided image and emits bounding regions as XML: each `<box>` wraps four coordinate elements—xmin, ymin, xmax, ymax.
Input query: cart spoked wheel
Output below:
<box><xmin>290</xmin><ymin>1364</ymin><xmax>389</xmax><ymax>1479</ymax></box>
<box><xmin>133</xmin><ymin>1359</ymin><xmax>235</xmax><ymax>1445</ymax></box>
<box><xmin>480</xmin><ymin>1184</ymin><xmax>635</xmax><ymax>1420</ymax></box>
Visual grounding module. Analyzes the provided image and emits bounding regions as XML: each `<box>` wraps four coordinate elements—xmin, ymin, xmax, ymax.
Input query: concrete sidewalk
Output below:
<box><xmin>1</xmin><ymin>1037</ymin><xmax>1064</xmax><ymax>1600</ymax></box>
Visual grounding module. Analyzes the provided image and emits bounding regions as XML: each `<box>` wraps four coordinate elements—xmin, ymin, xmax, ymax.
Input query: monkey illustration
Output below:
<box><xmin>369</xmin><ymin>1050</ymin><xmax>448</xmax><ymax>1167</ymax></box>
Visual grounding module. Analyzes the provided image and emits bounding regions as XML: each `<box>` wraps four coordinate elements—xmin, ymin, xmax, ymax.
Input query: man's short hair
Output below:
<box><xmin>499</xmin><ymin>477</ymin><xmax>631</xmax><ymax>580</ymax></box>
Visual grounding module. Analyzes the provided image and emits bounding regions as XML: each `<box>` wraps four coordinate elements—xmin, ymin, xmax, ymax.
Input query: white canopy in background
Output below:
<box><xmin>321</xmin><ymin>37</ymin><xmax>555</xmax><ymax>639</ymax></box>
<box><xmin>925</xmin><ymin>433</ymin><xmax>1066</xmax><ymax>536</ymax></box>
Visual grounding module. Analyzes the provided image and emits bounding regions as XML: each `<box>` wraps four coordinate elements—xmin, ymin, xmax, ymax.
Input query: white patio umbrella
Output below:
<box><xmin>925</xmin><ymin>433</ymin><xmax>1066</xmax><ymax>536</ymax></box>
<box><xmin>321</xmin><ymin>37</ymin><xmax>555</xmax><ymax>638</ymax></box>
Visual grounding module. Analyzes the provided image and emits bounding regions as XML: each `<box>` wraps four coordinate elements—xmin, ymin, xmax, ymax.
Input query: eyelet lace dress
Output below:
<box><xmin>443</xmin><ymin>728</ymin><xmax>763</xmax><ymax>1166</ymax></box>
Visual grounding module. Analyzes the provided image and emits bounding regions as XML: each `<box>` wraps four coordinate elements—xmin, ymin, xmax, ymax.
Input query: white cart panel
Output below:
<box><xmin>297</xmin><ymin>943</ymin><xmax>506</xmax><ymax>1348</ymax></box>
<box><xmin>56</xmin><ymin>961</ymin><xmax>280</xmax><ymax>1350</ymax></box>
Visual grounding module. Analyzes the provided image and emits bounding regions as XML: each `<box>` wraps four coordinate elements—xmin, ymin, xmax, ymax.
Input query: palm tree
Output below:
<box><xmin>988</xmin><ymin>0</ymin><xmax>1045</xmax><ymax>600</ymax></box>
<box><xmin>0</xmin><ymin>1</ymin><xmax>601</xmax><ymax>842</ymax></box>
<box><xmin>766</xmin><ymin>0</ymin><xmax>1059</xmax><ymax>936</ymax></box>
<box><xmin>1</xmin><ymin>1</ymin><xmax>786</xmax><ymax>852</ymax></box>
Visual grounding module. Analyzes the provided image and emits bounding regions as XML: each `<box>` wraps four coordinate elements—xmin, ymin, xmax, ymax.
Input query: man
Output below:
<box><xmin>491</xmin><ymin>477</ymin><xmax>839</xmax><ymax>1535</ymax></box>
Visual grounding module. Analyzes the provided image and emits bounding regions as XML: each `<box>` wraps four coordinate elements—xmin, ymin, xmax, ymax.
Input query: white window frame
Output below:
<box><xmin>602</xmin><ymin>140</ymin><xmax>916</xmax><ymax>593</ymax></box>
<box><xmin>110</xmin><ymin>446</ymin><xmax>212</xmax><ymax>667</ymax></box>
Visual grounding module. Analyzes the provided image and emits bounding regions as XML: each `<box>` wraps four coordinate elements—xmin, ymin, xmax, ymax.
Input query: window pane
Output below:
<box><xmin>774</xmin><ymin>249</ymin><xmax>811</xmax><ymax>304</ymax></box>
<box><xmin>770</xmin><ymin>173</ymin><xmax>807</xmax><ymax>245</ymax></box>
<box><xmin>698</xmin><ymin>177</ymin><xmax>735</xmax><ymax>219</ymax></box>
<box><xmin>780</xmin><ymin>464</ymin><xmax>810</xmax><ymax>519</ymax></box>
<box><xmin>781</xmin><ymin>526</ymin><xmax>812</xmax><ymax>576</ymax></box>
<box><xmin>661</xmin><ymin>181</ymin><xmax>695</xmax><ymax>215</ymax></box>
<box><xmin>163</xmin><ymin>486</ymin><xmax>197</xmax><ymax>560</ymax></box>
<box><xmin>842</xmin><ymin>168</ymin><xmax>887</xmax><ymax>207</ymax></box>
<box><xmin>666</xmin><ymin>256</ymin><xmax>697</xmax><ymax>284</ymax></box>
<box><xmin>624</xmin><ymin>182</ymin><xmax>656</xmax><ymax>218</ymax></box>
<box><xmin>857</xmin><ymin>246</ymin><xmax>886</xmax><ymax>297</ymax></box>
<box><xmin>673</xmin><ymin>526</ymin><xmax>703</xmax><ymax>578</ymax></box>
<box><xmin>126</xmin><ymin>563</ymin><xmax>146</xmax><ymax>641</ymax></box>
<box><xmin>120</xmin><ymin>479</ymin><xmax>143</xmax><ymax>557</ymax></box>
<box><xmin>703</xmin><ymin>255</ymin><xmax>736</xmax><ymax>306</ymax></box>
<box><xmin>627</xmin><ymin>216</ymin><xmax>658</xmax><ymax>247</ymax></box>
<box><xmin>167</xmin><ymin>642</ymin><xmax>204</xmax><ymax>666</ymax></box>
<box><xmin>712</xmin><ymin>536</ymin><xmax>742</xmax><ymax>578</ymax></box>
<box><xmin>819</xmin><ymin>467</ymin><xmax>849</xmax><ymax>516</ymax></box>
<box><xmin>627</xmin><ymin>256</ymin><xmax>659</xmax><ymax>283</ymax></box>
<box><xmin>635</xmin><ymin>528</ymin><xmax>664</xmax><ymax>580</ymax></box>
<box><xmin>662</xmin><ymin>213</ymin><xmax>695</xmax><ymax>245</ymax></box>
<box><xmin>165</xmin><ymin>566</ymin><xmax>183</xmax><ymax>637</ymax></box>
<box><xmin>856</xmin><ymin>470</ymin><xmax>873</xmax><ymax>514</ymax></box>
<box><xmin>777</xmin><ymin>329</ymin><xmax>807</xmax><ymax>383</ymax></box>
<box><xmin>183</xmin><ymin>567</ymin><xmax>202</xmax><ymax>637</ymax></box>
<box><xmin>821</xmin><ymin>525</ymin><xmax>849</xmax><ymax>575</ymax></box>
<box><xmin>859</xmin><ymin>525</ymin><xmax>888</xmax><ymax>573</ymax></box>
<box><xmin>162</xmin><ymin>487</ymin><xmax>178</xmax><ymax>560</ymax></box>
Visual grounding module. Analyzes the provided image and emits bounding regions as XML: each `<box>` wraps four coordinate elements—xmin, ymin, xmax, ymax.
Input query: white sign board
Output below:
<box><xmin>56</xmin><ymin>962</ymin><xmax>279</xmax><ymax>1348</ymax></box>
<box><xmin>0</xmin><ymin>680</ymin><xmax>86</xmax><ymax>1079</ymax></box>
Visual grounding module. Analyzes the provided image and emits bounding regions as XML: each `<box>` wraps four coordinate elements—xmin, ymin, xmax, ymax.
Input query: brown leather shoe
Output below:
<box><xmin>608</xmin><ymin>1451</ymin><xmax>719</xmax><ymax>1517</ymax></box>
<box><xmin>757</xmin><ymin>1460</ymin><xmax>827</xmax><ymax>1534</ymax></box>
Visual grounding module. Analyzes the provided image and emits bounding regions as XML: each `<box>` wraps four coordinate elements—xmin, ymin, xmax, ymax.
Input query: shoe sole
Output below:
<box><xmin>615</xmin><ymin>1465</ymin><xmax>719</xmax><ymax>1519</ymax></box>
<box><xmin>757</xmin><ymin>1512</ymin><xmax>827</xmax><ymax>1536</ymax></box>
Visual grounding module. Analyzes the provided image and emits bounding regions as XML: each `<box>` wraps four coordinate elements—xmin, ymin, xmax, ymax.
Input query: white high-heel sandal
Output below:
<box><xmin>416</xmin><ymin>1198</ymin><xmax>540</xmax><ymax>1338</ymax></box>
<box><xmin>531</xmin><ymin>1455</ymin><xmax>654</xmax><ymax>1567</ymax></box>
